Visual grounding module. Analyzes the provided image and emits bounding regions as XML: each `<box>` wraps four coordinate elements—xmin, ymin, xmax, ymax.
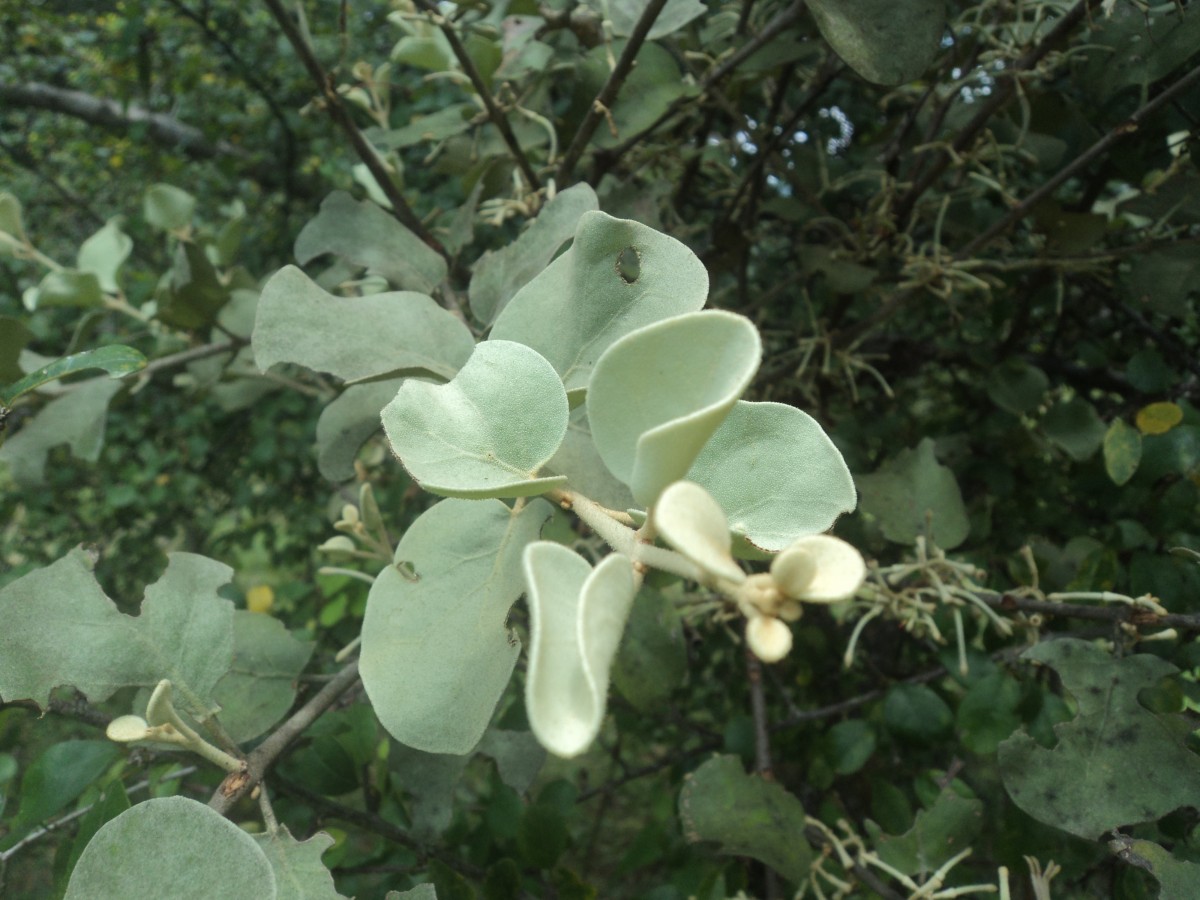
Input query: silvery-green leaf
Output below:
<box><xmin>523</xmin><ymin>542</ymin><xmax>635</xmax><ymax>758</ymax></box>
<box><xmin>469</xmin><ymin>184</ymin><xmax>599</xmax><ymax>325</ymax></box>
<box><xmin>857</xmin><ymin>438</ymin><xmax>968</xmax><ymax>550</ymax></box>
<box><xmin>361</xmin><ymin>498</ymin><xmax>551</xmax><ymax>754</ymax></box>
<box><xmin>315</xmin><ymin>378</ymin><xmax>404</xmax><ymax>482</ymax></box>
<box><xmin>64</xmin><ymin>797</ymin><xmax>276</xmax><ymax>900</ymax></box>
<box><xmin>688</xmin><ymin>401</ymin><xmax>857</xmax><ymax>554</ymax></box>
<box><xmin>544</xmin><ymin>406</ymin><xmax>637</xmax><ymax>511</ymax></box>
<box><xmin>144</xmin><ymin>183</ymin><xmax>196</xmax><ymax>232</ymax></box>
<box><xmin>295</xmin><ymin>191</ymin><xmax>447</xmax><ymax>293</ymax></box>
<box><xmin>253</xmin><ymin>265</ymin><xmax>474</xmax><ymax>383</ymax></box>
<box><xmin>382</xmin><ymin>341</ymin><xmax>569</xmax><ymax>498</ymax></box>
<box><xmin>253</xmin><ymin>827</ymin><xmax>347</xmax><ymax>900</ymax></box>
<box><xmin>77</xmin><ymin>219</ymin><xmax>132</xmax><ymax>293</ymax></box>
<box><xmin>588</xmin><ymin>311</ymin><xmax>761</xmax><ymax>506</ymax></box>
<box><xmin>653</xmin><ymin>481</ymin><xmax>743</xmax><ymax>582</ymax></box>
<box><xmin>490</xmin><ymin>211</ymin><xmax>708</xmax><ymax>402</ymax></box>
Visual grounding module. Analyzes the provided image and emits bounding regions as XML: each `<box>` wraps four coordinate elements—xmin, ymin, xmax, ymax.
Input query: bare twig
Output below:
<box><xmin>556</xmin><ymin>0</ymin><xmax>673</xmax><ymax>183</ymax></box>
<box><xmin>410</xmin><ymin>0</ymin><xmax>542</xmax><ymax>191</ymax></box>
<box><xmin>261</xmin><ymin>0</ymin><xmax>447</xmax><ymax>259</ymax></box>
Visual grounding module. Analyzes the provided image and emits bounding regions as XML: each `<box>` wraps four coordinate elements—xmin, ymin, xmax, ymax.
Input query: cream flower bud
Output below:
<box><xmin>770</xmin><ymin>534</ymin><xmax>866</xmax><ymax>603</ymax></box>
<box><xmin>107</xmin><ymin>715</ymin><xmax>152</xmax><ymax>743</ymax></box>
<box><xmin>746</xmin><ymin>615</ymin><xmax>793</xmax><ymax>663</ymax></box>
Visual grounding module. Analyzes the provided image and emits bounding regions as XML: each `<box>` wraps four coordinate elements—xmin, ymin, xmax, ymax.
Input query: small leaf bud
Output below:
<box><xmin>745</xmin><ymin>615</ymin><xmax>793</xmax><ymax>663</ymax></box>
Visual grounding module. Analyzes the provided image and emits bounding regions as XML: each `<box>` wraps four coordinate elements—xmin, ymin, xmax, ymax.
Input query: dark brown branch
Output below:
<box><xmin>208</xmin><ymin>658</ymin><xmax>360</xmax><ymax>814</ymax></box>
<box><xmin>977</xmin><ymin>591</ymin><xmax>1200</xmax><ymax>632</ymax></box>
<box><xmin>261</xmin><ymin>0</ymin><xmax>448</xmax><ymax>259</ymax></box>
<box><xmin>0</xmin><ymin>81</ymin><xmax>252</xmax><ymax>162</ymax></box>
<box><xmin>556</xmin><ymin>0</ymin><xmax>672</xmax><ymax>184</ymax></box>
<box><xmin>410</xmin><ymin>0</ymin><xmax>542</xmax><ymax>192</ymax></box>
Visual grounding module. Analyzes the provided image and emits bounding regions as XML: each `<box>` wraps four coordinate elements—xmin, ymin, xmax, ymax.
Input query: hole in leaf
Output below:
<box><xmin>616</xmin><ymin>246</ymin><xmax>641</xmax><ymax>284</ymax></box>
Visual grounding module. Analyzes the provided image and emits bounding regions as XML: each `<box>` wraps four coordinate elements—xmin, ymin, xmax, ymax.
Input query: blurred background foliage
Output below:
<box><xmin>2</xmin><ymin>0</ymin><xmax>1199</xmax><ymax>896</ymax></box>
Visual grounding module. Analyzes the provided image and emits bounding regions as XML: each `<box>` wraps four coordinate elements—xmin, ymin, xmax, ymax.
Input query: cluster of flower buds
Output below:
<box><xmin>653</xmin><ymin>481</ymin><xmax>866</xmax><ymax>663</ymax></box>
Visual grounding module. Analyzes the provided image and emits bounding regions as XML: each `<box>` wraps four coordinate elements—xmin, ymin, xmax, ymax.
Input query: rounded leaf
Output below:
<box><xmin>773</xmin><ymin>535</ymin><xmax>866</xmax><ymax>602</ymax></box>
<box><xmin>1103</xmin><ymin>418</ymin><xmax>1142</xmax><ymax>486</ymax></box>
<box><xmin>653</xmin><ymin>481</ymin><xmax>743</xmax><ymax>582</ymax></box>
<box><xmin>64</xmin><ymin>796</ymin><xmax>276</xmax><ymax>899</ymax></box>
<box><xmin>687</xmin><ymin>401</ymin><xmax>857</xmax><ymax>553</ymax></box>
<box><xmin>524</xmin><ymin>543</ymin><xmax>636</xmax><ymax>757</ymax></box>
<box><xmin>382</xmin><ymin>341</ymin><xmax>570</xmax><ymax>498</ymax></box>
<box><xmin>588</xmin><ymin>311</ymin><xmax>761</xmax><ymax>506</ymax></box>
<box><xmin>106</xmin><ymin>715</ymin><xmax>151</xmax><ymax>743</ymax></box>
<box><xmin>77</xmin><ymin>219</ymin><xmax>133</xmax><ymax>293</ymax></box>
<box><xmin>144</xmin><ymin>183</ymin><xmax>196</xmax><ymax>232</ymax></box>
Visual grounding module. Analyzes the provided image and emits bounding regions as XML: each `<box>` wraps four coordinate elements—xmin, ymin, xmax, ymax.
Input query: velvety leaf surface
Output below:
<box><xmin>315</xmin><ymin>378</ymin><xmax>404</xmax><ymax>482</ymax></box>
<box><xmin>294</xmin><ymin>191</ymin><xmax>447</xmax><ymax>293</ymax></box>
<box><xmin>469</xmin><ymin>183</ymin><xmax>598</xmax><ymax>325</ymax></box>
<box><xmin>253</xmin><ymin>827</ymin><xmax>346</xmax><ymax>900</ymax></box>
<box><xmin>211</xmin><ymin>611</ymin><xmax>315</xmax><ymax>743</ymax></box>
<box><xmin>857</xmin><ymin>438</ymin><xmax>969</xmax><ymax>549</ymax></box>
<box><xmin>544</xmin><ymin>406</ymin><xmax>637</xmax><ymax>511</ymax></box>
<box><xmin>489</xmin><ymin>211</ymin><xmax>708</xmax><ymax>401</ymax></box>
<box><xmin>64</xmin><ymin>797</ymin><xmax>276</xmax><ymax>900</ymax></box>
<box><xmin>588</xmin><ymin>311</ymin><xmax>761</xmax><ymax>506</ymax></box>
<box><xmin>805</xmin><ymin>0</ymin><xmax>945</xmax><ymax>85</ymax></box>
<box><xmin>998</xmin><ymin>639</ymin><xmax>1200</xmax><ymax>839</ymax></box>
<box><xmin>360</xmin><ymin>498</ymin><xmax>551</xmax><ymax>754</ymax></box>
<box><xmin>523</xmin><ymin>543</ymin><xmax>635</xmax><ymax>757</ymax></box>
<box><xmin>865</xmin><ymin>789</ymin><xmax>984</xmax><ymax>877</ymax></box>
<box><xmin>687</xmin><ymin>401</ymin><xmax>857</xmax><ymax>553</ymax></box>
<box><xmin>0</xmin><ymin>547</ymin><xmax>234</xmax><ymax>714</ymax></box>
<box><xmin>254</xmin><ymin>265</ymin><xmax>474</xmax><ymax>382</ymax></box>
<box><xmin>382</xmin><ymin>341</ymin><xmax>569</xmax><ymax>498</ymax></box>
<box><xmin>679</xmin><ymin>755</ymin><xmax>814</xmax><ymax>883</ymax></box>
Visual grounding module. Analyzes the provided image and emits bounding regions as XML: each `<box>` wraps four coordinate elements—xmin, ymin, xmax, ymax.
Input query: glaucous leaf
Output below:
<box><xmin>469</xmin><ymin>183</ymin><xmax>599</xmax><ymax>325</ymax></box>
<box><xmin>0</xmin><ymin>547</ymin><xmax>234</xmax><ymax>714</ymax></box>
<box><xmin>687</xmin><ymin>401</ymin><xmax>857</xmax><ymax>553</ymax></box>
<box><xmin>0</xmin><ymin>345</ymin><xmax>146</xmax><ymax>406</ymax></box>
<box><xmin>295</xmin><ymin>191</ymin><xmax>447</xmax><ymax>294</ymax></box>
<box><xmin>588</xmin><ymin>311</ymin><xmax>761</xmax><ymax>506</ymax></box>
<box><xmin>679</xmin><ymin>755</ymin><xmax>814</xmax><ymax>883</ymax></box>
<box><xmin>856</xmin><ymin>438</ymin><xmax>969</xmax><ymax>549</ymax></box>
<box><xmin>253</xmin><ymin>828</ymin><xmax>346</xmax><ymax>900</ymax></box>
<box><xmin>489</xmin><ymin>211</ymin><xmax>708</xmax><ymax>401</ymax></box>
<box><xmin>805</xmin><ymin>0</ymin><xmax>945</xmax><ymax>85</ymax></box>
<box><xmin>77</xmin><ymin>219</ymin><xmax>133</xmax><ymax>293</ymax></box>
<box><xmin>211</xmin><ymin>611</ymin><xmax>315</xmax><ymax>744</ymax></box>
<box><xmin>64</xmin><ymin>797</ymin><xmax>276</xmax><ymax>900</ymax></box>
<box><xmin>382</xmin><ymin>341</ymin><xmax>569</xmax><ymax>498</ymax></box>
<box><xmin>315</xmin><ymin>378</ymin><xmax>404</xmax><ymax>482</ymax></box>
<box><xmin>0</xmin><ymin>377</ymin><xmax>124</xmax><ymax>487</ymax></box>
<box><xmin>1103</xmin><ymin>418</ymin><xmax>1141</xmax><ymax>486</ymax></box>
<box><xmin>360</xmin><ymin>498</ymin><xmax>551</xmax><ymax>754</ymax></box>
<box><xmin>25</xmin><ymin>270</ymin><xmax>104</xmax><ymax>310</ymax></box>
<box><xmin>144</xmin><ymin>183</ymin><xmax>196</xmax><ymax>231</ymax></box>
<box><xmin>544</xmin><ymin>406</ymin><xmax>637</xmax><ymax>511</ymax></box>
<box><xmin>999</xmin><ymin>639</ymin><xmax>1200</xmax><ymax>840</ymax></box>
<box><xmin>523</xmin><ymin>542</ymin><xmax>636</xmax><ymax>757</ymax></box>
<box><xmin>652</xmin><ymin>481</ymin><xmax>743</xmax><ymax>582</ymax></box>
<box><xmin>253</xmin><ymin>266</ymin><xmax>474</xmax><ymax>383</ymax></box>
<box><xmin>865</xmin><ymin>790</ymin><xmax>983</xmax><ymax>877</ymax></box>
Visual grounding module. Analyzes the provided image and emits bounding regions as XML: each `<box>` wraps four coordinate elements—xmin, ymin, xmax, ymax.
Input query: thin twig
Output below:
<box><xmin>261</xmin><ymin>0</ymin><xmax>447</xmax><ymax>259</ymax></box>
<box><xmin>410</xmin><ymin>0</ymin><xmax>541</xmax><ymax>191</ymax></box>
<box><xmin>556</xmin><ymin>0</ymin><xmax>673</xmax><ymax>183</ymax></box>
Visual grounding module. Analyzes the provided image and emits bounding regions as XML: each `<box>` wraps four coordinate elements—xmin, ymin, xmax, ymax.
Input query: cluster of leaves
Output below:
<box><xmin>2</xmin><ymin>0</ymin><xmax>1200</xmax><ymax>897</ymax></box>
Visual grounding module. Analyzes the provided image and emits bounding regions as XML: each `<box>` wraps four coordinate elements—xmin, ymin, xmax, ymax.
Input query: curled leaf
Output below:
<box><xmin>771</xmin><ymin>535</ymin><xmax>866</xmax><ymax>602</ymax></box>
<box><xmin>653</xmin><ymin>481</ymin><xmax>743</xmax><ymax>582</ymax></box>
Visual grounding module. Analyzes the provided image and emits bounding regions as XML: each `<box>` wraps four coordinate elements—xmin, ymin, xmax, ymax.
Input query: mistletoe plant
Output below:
<box><xmin>252</xmin><ymin>189</ymin><xmax>863</xmax><ymax>759</ymax></box>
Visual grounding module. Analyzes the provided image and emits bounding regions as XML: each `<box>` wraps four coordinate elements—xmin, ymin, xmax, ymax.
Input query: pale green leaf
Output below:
<box><xmin>0</xmin><ymin>192</ymin><xmax>28</xmax><ymax>251</ymax></box>
<box><xmin>253</xmin><ymin>266</ymin><xmax>474</xmax><ymax>383</ymax></box>
<box><xmin>489</xmin><ymin>211</ymin><xmax>709</xmax><ymax>401</ymax></box>
<box><xmin>999</xmin><ymin>640</ymin><xmax>1200</xmax><ymax>840</ymax></box>
<box><xmin>0</xmin><ymin>377</ymin><xmax>124</xmax><ymax>487</ymax></box>
<box><xmin>26</xmin><ymin>269</ymin><xmax>104</xmax><ymax>310</ymax></box>
<box><xmin>806</xmin><ymin>0</ymin><xmax>945</xmax><ymax>85</ymax></box>
<box><xmin>857</xmin><ymin>438</ymin><xmax>969</xmax><ymax>549</ymax></box>
<box><xmin>316</xmin><ymin>378</ymin><xmax>404</xmax><ymax>482</ymax></box>
<box><xmin>865</xmin><ymin>790</ymin><xmax>984</xmax><ymax>877</ymax></box>
<box><xmin>144</xmin><ymin>183</ymin><xmax>196</xmax><ymax>231</ymax></box>
<box><xmin>253</xmin><ymin>828</ymin><xmax>346</xmax><ymax>900</ymax></box>
<box><xmin>0</xmin><ymin>345</ymin><xmax>146</xmax><ymax>407</ymax></box>
<box><xmin>64</xmin><ymin>797</ymin><xmax>276</xmax><ymax>900</ymax></box>
<box><xmin>295</xmin><ymin>191</ymin><xmax>447</xmax><ymax>293</ymax></box>
<box><xmin>360</xmin><ymin>498</ymin><xmax>551</xmax><ymax>754</ymax></box>
<box><xmin>390</xmin><ymin>743</ymin><xmax>471</xmax><ymax>840</ymax></box>
<box><xmin>688</xmin><ymin>400</ymin><xmax>857</xmax><ymax>553</ymax></box>
<box><xmin>77</xmin><ymin>219</ymin><xmax>133</xmax><ymax>293</ymax></box>
<box><xmin>477</xmin><ymin>729</ymin><xmax>546</xmax><ymax>795</ymax></box>
<box><xmin>1103</xmin><ymin>418</ymin><xmax>1142</xmax><ymax>486</ymax></box>
<box><xmin>0</xmin><ymin>547</ymin><xmax>234</xmax><ymax>714</ymax></box>
<box><xmin>382</xmin><ymin>341</ymin><xmax>569</xmax><ymax>498</ymax></box>
<box><xmin>653</xmin><ymin>481</ymin><xmax>743</xmax><ymax>582</ymax></box>
<box><xmin>588</xmin><ymin>311</ymin><xmax>761</xmax><ymax>506</ymax></box>
<box><xmin>679</xmin><ymin>755</ymin><xmax>815</xmax><ymax>883</ymax></box>
<box><xmin>211</xmin><ymin>611</ymin><xmax>315</xmax><ymax>743</ymax></box>
<box><xmin>544</xmin><ymin>406</ymin><xmax>637</xmax><ymax>511</ymax></box>
<box><xmin>469</xmin><ymin>183</ymin><xmax>599</xmax><ymax>325</ymax></box>
<box><xmin>523</xmin><ymin>543</ymin><xmax>636</xmax><ymax>758</ymax></box>
<box><xmin>609</xmin><ymin>0</ymin><xmax>705</xmax><ymax>39</ymax></box>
